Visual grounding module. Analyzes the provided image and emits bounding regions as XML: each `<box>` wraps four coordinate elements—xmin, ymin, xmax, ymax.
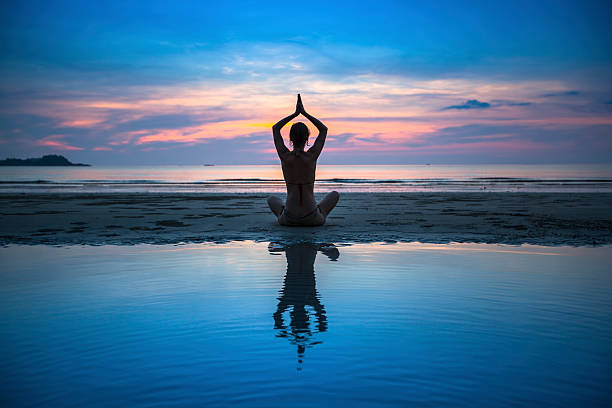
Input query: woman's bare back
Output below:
<box><xmin>282</xmin><ymin>151</ymin><xmax>317</xmax><ymax>216</ymax></box>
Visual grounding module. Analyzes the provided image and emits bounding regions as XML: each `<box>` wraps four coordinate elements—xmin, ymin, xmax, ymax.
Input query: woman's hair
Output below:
<box><xmin>289</xmin><ymin>122</ymin><xmax>309</xmax><ymax>149</ymax></box>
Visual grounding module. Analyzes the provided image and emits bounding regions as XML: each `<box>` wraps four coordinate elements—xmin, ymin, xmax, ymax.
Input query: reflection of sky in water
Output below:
<box><xmin>1</xmin><ymin>242</ymin><xmax>611</xmax><ymax>406</ymax></box>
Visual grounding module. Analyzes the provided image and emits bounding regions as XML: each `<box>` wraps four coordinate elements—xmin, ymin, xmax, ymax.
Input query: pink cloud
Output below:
<box><xmin>60</xmin><ymin>119</ymin><xmax>106</xmax><ymax>128</ymax></box>
<box><xmin>406</xmin><ymin>140</ymin><xmax>562</xmax><ymax>155</ymax></box>
<box><xmin>36</xmin><ymin>135</ymin><xmax>83</xmax><ymax>151</ymax></box>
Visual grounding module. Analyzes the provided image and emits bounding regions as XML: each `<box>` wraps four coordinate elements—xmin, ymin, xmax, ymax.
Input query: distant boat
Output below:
<box><xmin>202</xmin><ymin>164</ymin><xmax>215</xmax><ymax>166</ymax></box>
<box><xmin>0</xmin><ymin>154</ymin><xmax>90</xmax><ymax>166</ymax></box>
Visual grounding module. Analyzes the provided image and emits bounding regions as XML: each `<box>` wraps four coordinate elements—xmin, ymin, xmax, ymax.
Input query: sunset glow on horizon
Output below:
<box><xmin>1</xmin><ymin>1</ymin><xmax>611</xmax><ymax>164</ymax></box>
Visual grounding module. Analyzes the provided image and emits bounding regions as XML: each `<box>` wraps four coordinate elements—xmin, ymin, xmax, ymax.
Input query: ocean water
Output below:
<box><xmin>1</xmin><ymin>164</ymin><xmax>611</xmax><ymax>193</ymax></box>
<box><xmin>1</xmin><ymin>242</ymin><xmax>610</xmax><ymax>407</ymax></box>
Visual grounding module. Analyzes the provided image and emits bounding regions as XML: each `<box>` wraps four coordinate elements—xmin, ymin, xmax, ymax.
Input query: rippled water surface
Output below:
<box><xmin>1</xmin><ymin>242</ymin><xmax>611</xmax><ymax>407</ymax></box>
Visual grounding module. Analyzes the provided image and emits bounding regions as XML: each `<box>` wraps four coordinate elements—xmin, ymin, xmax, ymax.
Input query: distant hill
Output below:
<box><xmin>0</xmin><ymin>154</ymin><xmax>90</xmax><ymax>166</ymax></box>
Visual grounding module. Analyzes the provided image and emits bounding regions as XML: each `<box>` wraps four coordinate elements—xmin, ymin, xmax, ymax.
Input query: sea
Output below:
<box><xmin>1</xmin><ymin>242</ymin><xmax>611</xmax><ymax>407</ymax></box>
<box><xmin>1</xmin><ymin>164</ymin><xmax>611</xmax><ymax>193</ymax></box>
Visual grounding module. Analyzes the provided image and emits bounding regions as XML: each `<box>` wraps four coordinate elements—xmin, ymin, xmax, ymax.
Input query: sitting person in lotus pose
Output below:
<box><xmin>267</xmin><ymin>94</ymin><xmax>339</xmax><ymax>226</ymax></box>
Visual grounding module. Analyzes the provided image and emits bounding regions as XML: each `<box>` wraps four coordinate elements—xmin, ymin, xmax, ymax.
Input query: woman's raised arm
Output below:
<box><xmin>272</xmin><ymin>108</ymin><xmax>299</xmax><ymax>158</ymax></box>
<box><xmin>298</xmin><ymin>95</ymin><xmax>328</xmax><ymax>158</ymax></box>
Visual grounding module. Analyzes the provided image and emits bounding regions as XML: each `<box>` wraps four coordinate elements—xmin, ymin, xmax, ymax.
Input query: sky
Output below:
<box><xmin>1</xmin><ymin>0</ymin><xmax>611</xmax><ymax>165</ymax></box>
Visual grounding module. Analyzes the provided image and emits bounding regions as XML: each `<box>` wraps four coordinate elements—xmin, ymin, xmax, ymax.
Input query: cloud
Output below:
<box><xmin>442</xmin><ymin>99</ymin><xmax>491</xmax><ymax>110</ymax></box>
<box><xmin>540</xmin><ymin>91</ymin><xmax>580</xmax><ymax>97</ymax></box>
<box><xmin>407</xmin><ymin>123</ymin><xmax>612</xmax><ymax>153</ymax></box>
<box><xmin>110</xmin><ymin>113</ymin><xmax>210</xmax><ymax>133</ymax></box>
<box><xmin>490</xmin><ymin>100</ymin><xmax>532</xmax><ymax>107</ymax></box>
<box><xmin>36</xmin><ymin>135</ymin><xmax>83</xmax><ymax>151</ymax></box>
<box><xmin>324</xmin><ymin>116</ymin><xmax>428</xmax><ymax>123</ymax></box>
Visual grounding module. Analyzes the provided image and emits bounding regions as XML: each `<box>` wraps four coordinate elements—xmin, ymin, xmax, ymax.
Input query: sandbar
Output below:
<box><xmin>1</xmin><ymin>192</ymin><xmax>611</xmax><ymax>246</ymax></box>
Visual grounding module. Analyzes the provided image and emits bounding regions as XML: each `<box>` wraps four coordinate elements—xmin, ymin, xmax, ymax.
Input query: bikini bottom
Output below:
<box><xmin>278</xmin><ymin>206</ymin><xmax>325</xmax><ymax>226</ymax></box>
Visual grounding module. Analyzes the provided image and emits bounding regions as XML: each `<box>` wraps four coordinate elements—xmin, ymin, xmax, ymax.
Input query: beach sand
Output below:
<box><xmin>1</xmin><ymin>192</ymin><xmax>611</xmax><ymax>246</ymax></box>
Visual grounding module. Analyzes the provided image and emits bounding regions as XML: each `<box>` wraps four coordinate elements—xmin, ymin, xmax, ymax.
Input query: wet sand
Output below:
<box><xmin>1</xmin><ymin>192</ymin><xmax>611</xmax><ymax>246</ymax></box>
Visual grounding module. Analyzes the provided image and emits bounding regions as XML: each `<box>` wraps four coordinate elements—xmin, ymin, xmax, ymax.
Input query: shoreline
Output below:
<box><xmin>1</xmin><ymin>192</ymin><xmax>611</xmax><ymax>247</ymax></box>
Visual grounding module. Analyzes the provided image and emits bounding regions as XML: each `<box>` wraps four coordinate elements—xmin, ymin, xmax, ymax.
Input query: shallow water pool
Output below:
<box><xmin>1</xmin><ymin>242</ymin><xmax>611</xmax><ymax>407</ymax></box>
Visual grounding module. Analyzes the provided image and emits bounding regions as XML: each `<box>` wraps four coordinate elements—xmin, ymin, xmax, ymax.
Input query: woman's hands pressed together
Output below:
<box><xmin>296</xmin><ymin>93</ymin><xmax>305</xmax><ymax>115</ymax></box>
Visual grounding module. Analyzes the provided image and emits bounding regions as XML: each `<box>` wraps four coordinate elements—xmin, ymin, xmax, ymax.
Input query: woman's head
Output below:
<box><xmin>289</xmin><ymin>122</ymin><xmax>309</xmax><ymax>149</ymax></box>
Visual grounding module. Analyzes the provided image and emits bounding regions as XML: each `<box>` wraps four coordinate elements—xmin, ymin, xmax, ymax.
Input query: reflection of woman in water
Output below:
<box><xmin>267</xmin><ymin>94</ymin><xmax>339</xmax><ymax>226</ymax></box>
<box><xmin>270</xmin><ymin>243</ymin><xmax>339</xmax><ymax>365</ymax></box>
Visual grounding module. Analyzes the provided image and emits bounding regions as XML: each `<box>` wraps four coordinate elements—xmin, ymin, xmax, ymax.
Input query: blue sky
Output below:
<box><xmin>1</xmin><ymin>0</ymin><xmax>611</xmax><ymax>164</ymax></box>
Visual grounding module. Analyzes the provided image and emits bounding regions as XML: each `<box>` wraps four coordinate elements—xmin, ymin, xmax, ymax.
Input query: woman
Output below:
<box><xmin>267</xmin><ymin>94</ymin><xmax>339</xmax><ymax>226</ymax></box>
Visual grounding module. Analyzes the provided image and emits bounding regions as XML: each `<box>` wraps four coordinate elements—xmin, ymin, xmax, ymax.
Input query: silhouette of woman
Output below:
<box><xmin>267</xmin><ymin>94</ymin><xmax>339</xmax><ymax>226</ymax></box>
<box><xmin>270</xmin><ymin>243</ymin><xmax>339</xmax><ymax>366</ymax></box>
